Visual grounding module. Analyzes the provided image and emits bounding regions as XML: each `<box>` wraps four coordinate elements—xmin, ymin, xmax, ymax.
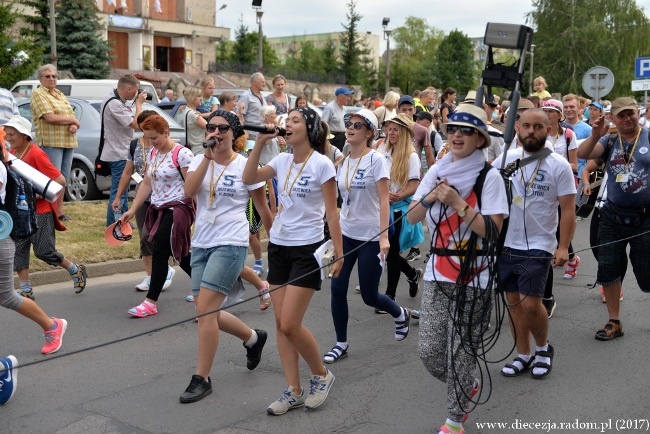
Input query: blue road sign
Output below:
<box><xmin>635</xmin><ymin>57</ymin><xmax>650</xmax><ymax>78</ymax></box>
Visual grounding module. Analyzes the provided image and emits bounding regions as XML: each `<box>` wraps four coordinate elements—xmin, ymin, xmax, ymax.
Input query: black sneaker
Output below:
<box><xmin>244</xmin><ymin>329</ymin><xmax>267</xmax><ymax>370</ymax></box>
<box><xmin>405</xmin><ymin>248</ymin><xmax>421</xmax><ymax>262</ymax></box>
<box><xmin>542</xmin><ymin>296</ymin><xmax>557</xmax><ymax>319</ymax></box>
<box><xmin>179</xmin><ymin>375</ymin><xmax>212</xmax><ymax>403</ymax></box>
<box><xmin>408</xmin><ymin>268</ymin><xmax>423</xmax><ymax>298</ymax></box>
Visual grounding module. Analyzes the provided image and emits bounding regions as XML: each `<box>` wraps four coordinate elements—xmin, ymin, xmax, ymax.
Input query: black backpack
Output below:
<box><xmin>0</xmin><ymin>162</ymin><xmax>38</xmax><ymax>240</ymax></box>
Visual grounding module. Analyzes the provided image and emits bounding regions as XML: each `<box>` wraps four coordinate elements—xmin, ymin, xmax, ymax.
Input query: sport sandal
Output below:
<box><xmin>595</xmin><ymin>321</ymin><xmax>624</xmax><ymax>341</ymax></box>
<box><xmin>501</xmin><ymin>356</ymin><xmax>533</xmax><ymax>377</ymax></box>
<box><xmin>323</xmin><ymin>344</ymin><xmax>348</xmax><ymax>364</ymax></box>
<box><xmin>530</xmin><ymin>344</ymin><xmax>554</xmax><ymax>379</ymax></box>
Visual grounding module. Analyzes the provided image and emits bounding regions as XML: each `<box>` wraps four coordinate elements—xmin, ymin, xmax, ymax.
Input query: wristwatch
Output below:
<box><xmin>457</xmin><ymin>204</ymin><xmax>470</xmax><ymax>218</ymax></box>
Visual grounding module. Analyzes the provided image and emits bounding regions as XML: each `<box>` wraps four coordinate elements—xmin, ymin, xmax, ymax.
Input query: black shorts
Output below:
<box><xmin>498</xmin><ymin>248</ymin><xmax>551</xmax><ymax>297</ymax></box>
<box><xmin>267</xmin><ymin>241</ymin><xmax>323</xmax><ymax>290</ymax></box>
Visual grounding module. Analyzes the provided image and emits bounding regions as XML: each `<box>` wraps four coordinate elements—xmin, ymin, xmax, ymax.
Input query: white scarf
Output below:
<box><xmin>429</xmin><ymin>149</ymin><xmax>486</xmax><ymax>217</ymax></box>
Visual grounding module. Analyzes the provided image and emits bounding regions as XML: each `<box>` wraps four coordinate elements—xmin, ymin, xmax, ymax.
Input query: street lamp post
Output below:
<box><xmin>528</xmin><ymin>44</ymin><xmax>536</xmax><ymax>96</ymax></box>
<box><xmin>382</xmin><ymin>17</ymin><xmax>391</xmax><ymax>94</ymax></box>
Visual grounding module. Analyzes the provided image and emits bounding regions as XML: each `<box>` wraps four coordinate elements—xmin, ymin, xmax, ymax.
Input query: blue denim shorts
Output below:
<box><xmin>498</xmin><ymin>248</ymin><xmax>551</xmax><ymax>297</ymax></box>
<box><xmin>190</xmin><ymin>245</ymin><xmax>248</xmax><ymax>296</ymax></box>
<box><xmin>596</xmin><ymin>204</ymin><xmax>650</xmax><ymax>291</ymax></box>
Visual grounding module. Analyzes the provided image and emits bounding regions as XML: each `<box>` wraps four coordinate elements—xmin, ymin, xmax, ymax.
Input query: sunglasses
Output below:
<box><xmin>345</xmin><ymin>121</ymin><xmax>367</xmax><ymax>130</ymax></box>
<box><xmin>206</xmin><ymin>124</ymin><xmax>231</xmax><ymax>133</ymax></box>
<box><xmin>42</xmin><ymin>74</ymin><xmax>57</xmax><ymax>79</ymax></box>
<box><xmin>446</xmin><ymin>125</ymin><xmax>477</xmax><ymax>136</ymax></box>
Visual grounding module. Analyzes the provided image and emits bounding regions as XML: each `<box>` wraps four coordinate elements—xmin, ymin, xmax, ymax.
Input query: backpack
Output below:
<box><xmin>0</xmin><ymin>162</ymin><xmax>38</xmax><ymax>240</ymax></box>
<box><xmin>150</xmin><ymin>144</ymin><xmax>185</xmax><ymax>181</ymax></box>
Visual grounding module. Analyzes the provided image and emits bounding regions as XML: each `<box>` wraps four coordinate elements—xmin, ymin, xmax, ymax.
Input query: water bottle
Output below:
<box><xmin>113</xmin><ymin>209</ymin><xmax>122</xmax><ymax>224</ymax></box>
<box><xmin>16</xmin><ymin>194</ymin><xmax>29</xmax><ymax>211</ymax></box>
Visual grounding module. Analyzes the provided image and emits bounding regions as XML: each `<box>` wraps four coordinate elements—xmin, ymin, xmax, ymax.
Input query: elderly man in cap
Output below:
<box><xmin>322</xmin><ymin>87</ymin><xmax>354</xmax><ymax>151</ymax></box>
<box><xmin>579</xmin><ymin>97</ymin><xmax>650</xmax><ymax>342</ymax></box>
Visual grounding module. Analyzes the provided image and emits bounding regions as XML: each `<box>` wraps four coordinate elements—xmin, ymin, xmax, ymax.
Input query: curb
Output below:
<box><xmin>21</xmin><ymin>238</ymin><xmax>269</xmax><ymax>288</ymax></box>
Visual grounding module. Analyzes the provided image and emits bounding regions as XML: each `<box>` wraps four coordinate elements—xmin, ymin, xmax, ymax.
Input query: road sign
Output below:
<box><xmin>632</xmin><ymin>79</ymin><xmax>650</xmax><ymax>91</ymax></box>
<box><xmin>635</xmin><ymin>57</ymin><xmax>650</xmax><ymax>78</ymax></box>
<box><xmin>582</xmin><ymin>66</ymin><xmax>614</xmax><ymax>100</ymax></box>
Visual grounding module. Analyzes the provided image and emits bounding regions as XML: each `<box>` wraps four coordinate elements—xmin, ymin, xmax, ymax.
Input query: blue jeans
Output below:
<box><xmin>330</xmin><ymin>235</ymin><xmax>402</xmax><ymax>342</ymax></box>
<box><xmin>106</xmin><ymin>160</ymin><xmax>129</xmax><ymax>226</ymax></box>
<box><xmin>190</xmin><ymin>245</ymin><xmax>247</xmax><ymax>296</ymax></box>
<box><xmin>42</xmin><ymin>147</ymin><xmax>74</xmax><ymax>182</ymax></box>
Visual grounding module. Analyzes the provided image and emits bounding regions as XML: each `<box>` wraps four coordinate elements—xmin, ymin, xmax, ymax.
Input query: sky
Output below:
<box><xmin>216</xmin><ymin>0</ymin><xmax>650</xmax><ymax>40</ymax></box>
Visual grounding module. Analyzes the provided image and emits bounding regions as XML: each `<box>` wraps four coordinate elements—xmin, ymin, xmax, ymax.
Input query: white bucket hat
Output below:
<box><xmin>2</xmin><ymin>116</ymin><xmax>33</xmax><ymax>139</ymax></box>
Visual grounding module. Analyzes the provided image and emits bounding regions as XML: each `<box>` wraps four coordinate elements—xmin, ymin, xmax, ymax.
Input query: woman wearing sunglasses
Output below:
<box><xmin>325</xmin><ymin>109</ymin><xmax>413</xmax><ymax>365</ymax></box>
<box><xmin>177</xmin><ymin>110</ymin><xmax>273</xmax><ymax>403</ymax></box>
<box><xmin>376</xmin><ymin>113</ymin><xmax>423</xmax><ymax>309</ymax></box>
<box><xmin>243</xmin><ymin>107</ymin><xmax>343</xmax><ymax>415</ymax></box>
<box><xmin>120</xmin><ymin>115</ymin><xmax>195</xmax><ymax>318</ymax></box>
<box><xmin>407</xmin><ymin>104</ymin><xmax>508</xmax><ymax>434</ymax></box>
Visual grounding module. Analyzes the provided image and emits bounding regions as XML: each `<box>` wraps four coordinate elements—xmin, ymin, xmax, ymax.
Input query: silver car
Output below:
<box><xmin>16</xmin><ymin>98</ymin><xmax>186</xmax><ymax>201</ymax></box>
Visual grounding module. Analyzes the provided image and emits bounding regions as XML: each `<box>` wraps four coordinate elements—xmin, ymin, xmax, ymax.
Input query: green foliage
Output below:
<box><xmin>338</xmin><ymin>0</ymin><xmax>375</xmax><ymax>90</ymax></box>
<box><xmin>20</xmin><ymin>0</ymin><xmax>50</xmax><ymax>63</ymax></box>
<box><xmin>0</xmin><ymin>1</ymin><xmax>43</xmax><ymax>87</ymax></box>
<box><xmin>528</xmin><ymin>0</ymin><xmax>650</xmax><ymax>97</ymax></box>
<box><xmin>389</xmin><ymin>16</ymin><xmax>444</xmax><ymax>93</ymax></box>
<box><xmin>215</xmin><ymin>40</ymin><xmax>232</xmax><ymax>64</ymax></box>
<box><xmin>433</xmin><ymin>30</ymin><xmax>476</xmax><ymax>94</ymax></box>
<box><xmin>55</xmin><ymin>0</ymin><xmax>111</xmax><ymax>78</ymax></box>
<box><xmin>227</xmin><ymin>20</ymin><xmax>278</xmax><ymax>68</ymax></box>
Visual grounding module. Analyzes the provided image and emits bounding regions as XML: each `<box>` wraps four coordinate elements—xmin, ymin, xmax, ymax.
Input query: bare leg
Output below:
<box><xmin>195</xmin><ymin>288</ymin><xmax>226</xmax><ymax>379</ymax></box>
<box><xmin>505</xmin><ymin>291</ymin><xmax>531</xmax><ymax>355</ymax></box>
<box><xmin>603</xmin><ymin>281</ymin><xmax>622</xmax><ymax>320</ymax></box>
<box><xmin>16</xmin><ymin>299</ymin><xmax>55</xmax><ymax>330</ymax></box>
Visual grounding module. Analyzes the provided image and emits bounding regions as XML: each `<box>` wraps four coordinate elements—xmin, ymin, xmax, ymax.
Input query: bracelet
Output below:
<box><xmin>421</xmin><ymin>198</ymin><xmax>434</xmax><ymax>208</ymax></box>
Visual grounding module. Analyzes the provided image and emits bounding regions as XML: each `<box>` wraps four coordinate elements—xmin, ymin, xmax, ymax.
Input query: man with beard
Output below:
<box><xmin>578</xmin><ymin>97</ymin><xmax>650</xmax><ymax>341</ymax></box>
<box><xmin>493</xmin><ymin>109</ymin><xmax>576</xmax><ymax>379</ymax></box>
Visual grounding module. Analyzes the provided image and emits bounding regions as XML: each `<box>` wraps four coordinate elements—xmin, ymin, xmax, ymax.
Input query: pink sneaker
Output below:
<box><xmin>563</xmin><ymin>255</ymin><xmax>580</xmax><ymax>279</ymax></box>
<box><xmin>439</xmin><ymin>424</ymin><xmax>465</xmax><ymax>434</ymax></box>
<box><xmin>128</xmin><ymin>301</ymin><xmax>158</xmax><ymax>318</ymax></box>
<box><xmin>41</xmin><ymin>318</ymin><xmax>67</xmax><ymax>354</ymax></box>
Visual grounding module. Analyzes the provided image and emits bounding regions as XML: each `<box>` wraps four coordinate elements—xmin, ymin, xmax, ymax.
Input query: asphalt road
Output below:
<box><xmin>1</xmin><ymin>218</ymin><xmax>648</xmax><ymax>434</ymax></box>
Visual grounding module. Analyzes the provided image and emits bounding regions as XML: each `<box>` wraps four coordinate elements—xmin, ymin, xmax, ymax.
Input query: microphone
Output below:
<box><xmin>243</xmin><ymin>124</ymin><xmax>287</xmax><ymax>137</ymax></box>
<box><xmin>203</xmin><ymin>125</ymin><xmax>287</xmax><ymax>148</ymax></box>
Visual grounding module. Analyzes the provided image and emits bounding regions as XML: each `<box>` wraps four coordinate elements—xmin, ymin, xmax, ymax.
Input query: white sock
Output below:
<box><xmin>501</xmin><ymin>354</ymin><xmax>531</xmax><ymax>375</ymax></box>
<box><xmin>335</xmin><ymin>341</ymin><xmax>348</xmax><ymax>350</ymax></box>
<box><xmin>143</xmin><ymin>300</ymin><xmax>155</xmax><ymax>307</ymax></box>
<box><xmin>396</xmin><ymin>308</ymin><xmax>406</xmax><ymax>322</ymax></box>
<box><xmin>532</xmin><ymin>344</ymin><xmax>550</xmax><ymax>376</ymax></box>
<box><xmin>245</xmin><ymin>329</ymin><xmax>258</xmax><ymax>348</ymax></box>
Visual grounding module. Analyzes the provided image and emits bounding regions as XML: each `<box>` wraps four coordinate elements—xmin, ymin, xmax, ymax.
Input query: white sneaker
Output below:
<box><xmin>162</xmin><ymin>266</ymin><xmax>175</xmax><ymax>290</ymax></box>
<box><xmin>267</xmin><ymin>386</ymin><xmax>305</xmax><ymax>415</ymax></box>
<box><xmin>135</xmin><ymin>276</ymin><xmax>150</xmax><ymax>292</ymax></box>
<box><xmin>305</xmin><ymin>368</ymin><xmax>335</xmax><ymax>409</ymax></box>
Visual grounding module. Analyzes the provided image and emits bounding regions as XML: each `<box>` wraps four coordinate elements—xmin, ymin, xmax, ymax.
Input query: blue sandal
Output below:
<box><xmin>323</xmin><ymin>345</ymin><xmax>348</xmax><ymax>364</ymax></box>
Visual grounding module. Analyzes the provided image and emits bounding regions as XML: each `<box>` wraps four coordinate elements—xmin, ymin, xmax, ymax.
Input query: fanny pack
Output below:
<box><xmin>608</xmin><ymin>202</ymin><xmax>647</xmax><ymax>227</ymax></box>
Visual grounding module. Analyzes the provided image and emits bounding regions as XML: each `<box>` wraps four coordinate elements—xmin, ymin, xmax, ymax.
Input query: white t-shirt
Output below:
<box><xmin>547</xmin><ymin>129</ymin><xmax>576</xmax><ymax>161</ymax></box>
<box><xmin>377</xmin><ymin>146</ymin><xmax>420</xmax><ymax>194</ymax></box>
<box><xmin>267</xmin><ymin>151</ymin><xmax>336</xmax><ymax>246</ymax></box>
<box><xmin>492</xmin><ymin>148</ymin><xmax>576</xmax><ymax>254</ymax></box>
<box><xmin>414</xmin><ymin>164</ymin><xmax>508</xmax><ymax>287</ymax></box>
<box><xmin>188</xmin><ymin>154</ymin><xmax>264</xmax><ymax>248</ymax></box>
<box><xmin>336</xmin><ymin>149</ymin><xmax>389</xmax><ymax>241</ymax></box>
<box><xmin>147</xmin><ymin>144</ymin><xmax>194</xmax><ymax>206</ymax></box>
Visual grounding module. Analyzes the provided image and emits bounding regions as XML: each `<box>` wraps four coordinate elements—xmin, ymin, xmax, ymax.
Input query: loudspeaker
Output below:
<box><xmin>252</xmin><ymin>0</ymin><xmax>262</xmax><ymax>7</ymax></box>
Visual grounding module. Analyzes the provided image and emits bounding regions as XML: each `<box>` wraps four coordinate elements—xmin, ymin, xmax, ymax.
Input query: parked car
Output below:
<box><xmin>157</xmin><ymin>99</ymin><xmax>187</xmax><ymax>123</ymax></box>
<box><xmin>15</xmin><ymin>98</ymin><xmax>186</xmax><ymax>201</ymax></box>
<box><xmin>11</xmin><ymin>79</ymin><xmax>160</xmax><ymax>104</ymax></box>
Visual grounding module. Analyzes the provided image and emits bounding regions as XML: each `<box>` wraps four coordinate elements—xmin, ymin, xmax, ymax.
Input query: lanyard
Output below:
<box><xmin>280</xmin><ymin>148</ymin><xmax>314</xmax><ymax>213</ymax></box>
<box><xmin>618</xmin><ymin>128</ymin><xmax>642</xmax><ymax>167</ymax></box>
<box><xmin>345</xmin><ymin>148</ymin><xmax>369</xmax><ymax>192</ymax></box>
<box><xmin>209</xmin><ymin>152</ymin><xmax>237</xmax><ymax>207</ymax></box>
<box><xmin>520</xmin><ymin>149</ymin><xmax>542</xmax><ymax>195</ymax></box>
<box><xmin>151</xmin><ymin>142</ymin><xmax>174</xmax><ymax>180</ymax></box>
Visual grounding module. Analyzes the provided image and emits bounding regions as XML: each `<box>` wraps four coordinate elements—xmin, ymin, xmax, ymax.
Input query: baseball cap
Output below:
<box><xmin>611</xmin><ymin>97</ymin><xmax>638</xmax><ymax>117</ymax></box>
<box><xmin>398</xmin><ymin>95</ymin><xmax>414</xmax><ymax>107</ymax></box>
<box><xmin>589</xmin><ymin>101</ymin><xmax>604</xmax><ymax>111</ymax></box>
<box><xmin>104</xmin><ymin>220</ymin><xmax>133</xmax><ymax>246</ymax></box>
<box><xmin>335</xmin><ymin>87</ymin><xmax>355</xmax><ymax>96</ymax></box>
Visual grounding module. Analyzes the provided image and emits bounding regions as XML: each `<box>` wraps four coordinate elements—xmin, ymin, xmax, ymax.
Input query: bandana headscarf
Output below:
<box><xmin>295</xmin><ymin>107</ymin><xmax>322</xmax><ymax>147</ymax></box>
<box><xmin>208</xmin><ymin>110</ymin><xmax>245</xmax><ymax>139</ymax></box>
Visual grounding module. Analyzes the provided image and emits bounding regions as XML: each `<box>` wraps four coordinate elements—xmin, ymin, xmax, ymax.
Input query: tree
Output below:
<box><xmin>230</xmin><ymin>21</ymin><xmax>256</xmax><ymax>65</ymax></box>
<box><xmin>434</xmin><ymin>30</ymin><xmax>476</xmax><ymax>94</ymax></box>
<box><xmin>20</xmin><ymin>0</ymin><xmax>50</xmax><ymax>63</ymax></box>
<box><xmin>321</xmin><ymin>40</ymin><xmax>339</xmax><ymax>76</ymax></box>
<box><xmin>528</xmin><ymin>0</ymin><xmax>650</xmax><ymax>97</ymax></box>
<box><xmin>55</xmin><ymin>0</ymin><xmax>111</xmax><ymax>78</ymax></box>
<box><xmin>0</xmin><ymin>1</ymin><xmax>43</xmax><ymax>87</ymax></box>
<box><xmin>389</xmin><ymin>17</ymin><xmax>444</xmax><ymax>93</ymax></box>
<box><xmin>338</xmin><ymin>0</ymin><xmax>374</xmax><ymax>90</ymax></box>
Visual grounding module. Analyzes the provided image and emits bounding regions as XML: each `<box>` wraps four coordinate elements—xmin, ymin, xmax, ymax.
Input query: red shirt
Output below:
<box><xmin>10</xmin><ymin>144</ymin><xmax>62</xmax><ymax>215</ymax></box>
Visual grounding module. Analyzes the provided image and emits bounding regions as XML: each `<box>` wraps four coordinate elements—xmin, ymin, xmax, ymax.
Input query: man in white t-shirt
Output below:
<box><xmin>493</xmin><ymin>109</ymin><xmax>576</xmax><ymax>380</ymax></box>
